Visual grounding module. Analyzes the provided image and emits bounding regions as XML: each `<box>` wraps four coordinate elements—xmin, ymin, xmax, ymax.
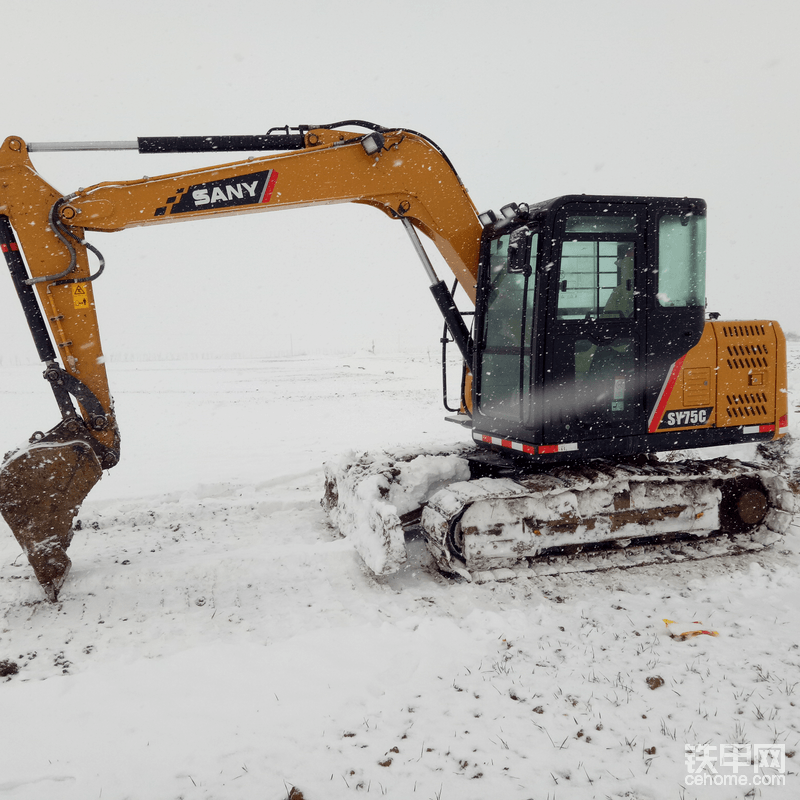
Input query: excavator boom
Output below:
<box><xmin>0</xmin><ymin>124</ymin><xmax>483</xmax><ymax>598</ymax></box>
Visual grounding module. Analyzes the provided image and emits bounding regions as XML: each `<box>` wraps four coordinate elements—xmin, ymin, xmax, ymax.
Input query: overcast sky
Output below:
<box><xmin>2</xmin><ymin>0</ymin><xmax>799</xmax><ymax>362</ymax></box>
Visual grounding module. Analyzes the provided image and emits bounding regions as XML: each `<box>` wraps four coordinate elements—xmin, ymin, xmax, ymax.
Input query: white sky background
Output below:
<box><xmin>1</xmin><ymin>0</ymin><xmax>799</xmax><ymax>361</ymax></box>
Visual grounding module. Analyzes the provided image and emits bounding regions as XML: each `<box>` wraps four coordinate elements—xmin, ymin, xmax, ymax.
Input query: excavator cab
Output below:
<box><xmin>472</xmin><ymin>195</ymin><xmax>710</xmax><ymax>459</ymax></box>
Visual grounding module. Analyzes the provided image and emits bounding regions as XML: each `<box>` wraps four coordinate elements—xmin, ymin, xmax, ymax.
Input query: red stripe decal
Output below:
<box><xmin>10</xmin><ymin>243</ymin><xmax>18</xmax><ymax>251</ymax></box>
<box><xmin>759</xmin><ymin>424</ymin><xmax>776</xmax><ymax>433</ymax></box>
<box><xmin>261</xmin><ymin>170</ymin><xmax>278</xmax><ymax>203</ymax></box>
<box><xmin>523</xmin><ymin>444</ymin><xmax>536</xmax><ymax>454</ymax></box>
<box><xmin>0</xmin><ymin>244</ymin><xmax>7</xmax><ymax>253</ymax></box>
<box><xmin>648</xmin><ymin>356</ymin><xmax>686</xmax><ymax>433</ymax></box>
<box><xmin>481</xmin><ymin>434</ymin><xmax>492</xmax><ymax>444</ymax></box>
<box><xmin>538</xmin><ymin>445</ymin><xmax>558</xmax><ymax>454</ymax></box>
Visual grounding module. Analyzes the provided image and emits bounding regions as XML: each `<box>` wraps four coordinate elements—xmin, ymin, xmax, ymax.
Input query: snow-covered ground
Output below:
<box><xmin>0</xmin><ymin>350</ymin><xmax>798</xmax><ymax>800</ymax></box>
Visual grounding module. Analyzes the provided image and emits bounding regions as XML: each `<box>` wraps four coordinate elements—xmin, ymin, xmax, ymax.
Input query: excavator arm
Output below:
<box><xmin>0</xmin><ymin>123</ymin><xmax>484</xmax><ymax>599</ymax></box>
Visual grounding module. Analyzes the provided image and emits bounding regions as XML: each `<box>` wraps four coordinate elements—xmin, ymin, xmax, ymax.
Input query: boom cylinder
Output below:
<box><xmin>401</xmin><ymin>217</ymin><xmax>473</xmax><ymax>365</ymax></box>
<box><xmin>27</xmin><ymin>135</ymin><xmax>308</xmax><ymax>154</ymax></box>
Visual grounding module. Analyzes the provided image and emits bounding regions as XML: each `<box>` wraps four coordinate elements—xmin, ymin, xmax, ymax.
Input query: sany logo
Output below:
<box><xmin>192</xmin><ymin>180</ymin><xmax>262</xmax><ymax>206</ymax></box>
<box><xmin>154</xmin><ymin>169</ymin><xmax>278</xmax><ymax>217</ymax></box>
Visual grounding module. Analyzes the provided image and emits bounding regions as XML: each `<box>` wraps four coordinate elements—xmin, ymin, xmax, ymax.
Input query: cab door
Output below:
<box><xmin>543</xmin><ymin>203</ymin><xmax>647</xmax><ymax>444</ymax></box>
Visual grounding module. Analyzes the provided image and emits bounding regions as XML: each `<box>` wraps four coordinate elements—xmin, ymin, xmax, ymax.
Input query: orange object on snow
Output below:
<box><xmin>663</xmin><ymin>619</ymin><xmax>719</xmax><ymax>640</ymax></box>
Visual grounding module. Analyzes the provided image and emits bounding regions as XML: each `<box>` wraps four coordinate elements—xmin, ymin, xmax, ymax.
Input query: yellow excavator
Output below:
<box><xmin>0</xmin><ymin>121</ymin><xmax>792</xmax><ymax>599</ymax></box>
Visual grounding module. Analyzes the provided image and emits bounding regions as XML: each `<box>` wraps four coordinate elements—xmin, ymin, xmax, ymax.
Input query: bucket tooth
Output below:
<box><xmin>0</xmin><ymin>424</ymin><xmax>103</xmax><ymax>601</ymax></box>
<box><xmin>19</xmin><ymin>536</ymin><xmax>72</xmax><ymax>602</ymax></box>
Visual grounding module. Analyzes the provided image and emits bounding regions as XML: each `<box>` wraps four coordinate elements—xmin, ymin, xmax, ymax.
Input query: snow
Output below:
<box><xmin>0</xmin><ymin>350</ymin><xmax>798</xmax><ymax>799</ymax></box>
<box><xmin>323</xmin><ymin>450</ymin><xmax>470</xmax><ymax>575</ymax></box>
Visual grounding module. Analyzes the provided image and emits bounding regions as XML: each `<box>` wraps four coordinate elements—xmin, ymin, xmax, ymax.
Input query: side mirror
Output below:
<box><xmin>507</xmin><ymin>226</ymin><xmax>535</xmax><ymax>276</ymax></box>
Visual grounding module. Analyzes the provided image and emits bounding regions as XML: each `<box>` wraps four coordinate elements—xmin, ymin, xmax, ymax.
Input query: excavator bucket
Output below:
<box><xmin>0</xmin><ymin>424</ymin><xmax>103</xmax><ymax>601</ymax></box>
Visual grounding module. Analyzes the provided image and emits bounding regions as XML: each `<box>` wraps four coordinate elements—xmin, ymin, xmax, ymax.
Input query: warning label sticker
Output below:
<box><xmin>71</xmin><ymin>283</ymin><xmax>89</xmax><ymax>309</ymax></box>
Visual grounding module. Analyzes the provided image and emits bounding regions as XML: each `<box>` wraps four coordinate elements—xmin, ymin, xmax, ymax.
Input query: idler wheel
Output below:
<box><xmin>719</xmin><ymin>476</ymin><xmax>769</xmax><ymax>533</ymax></box>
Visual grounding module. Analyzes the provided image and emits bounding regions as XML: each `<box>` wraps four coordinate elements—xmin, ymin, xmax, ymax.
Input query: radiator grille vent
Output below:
<box><xmin>721</xmin><ymin>323</ymin><xmax>766</xmax><ymax>338</ymax></box>
<box><xmin>726</xmin><ymin>393</ymin><xmax>769</xmax><ymax>419</ymax></box>
<box><xmin>714</xmin><ymin>320</ymin><xmax>776</xmax><ymax>427</ymax></box>
<box><xmin>725</xmin><ymin>343</ymin><xmax>770</xmax><ymax>370</ymax></box>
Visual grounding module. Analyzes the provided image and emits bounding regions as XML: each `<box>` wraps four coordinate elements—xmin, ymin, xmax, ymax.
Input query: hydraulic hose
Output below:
<box><xmin>25</xmin><ymin>198</ymin><xmax>105</xmax><ymax>287</ymax></box>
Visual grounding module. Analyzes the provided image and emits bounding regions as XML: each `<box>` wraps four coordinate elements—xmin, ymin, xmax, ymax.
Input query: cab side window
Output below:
<box><xmin>657</xmin><ymin>214</ymin><xmax>706</xmax><ymax>308</ymax></box>
<box><xmin>556</xmin><ymin>215</ymin><xmax>638</xmax><ymax>321</ymax></box>
<box><xmin>557</xmin><ymin>240</ymin><xmax>635</xmax><ymax>320</ymax></box>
